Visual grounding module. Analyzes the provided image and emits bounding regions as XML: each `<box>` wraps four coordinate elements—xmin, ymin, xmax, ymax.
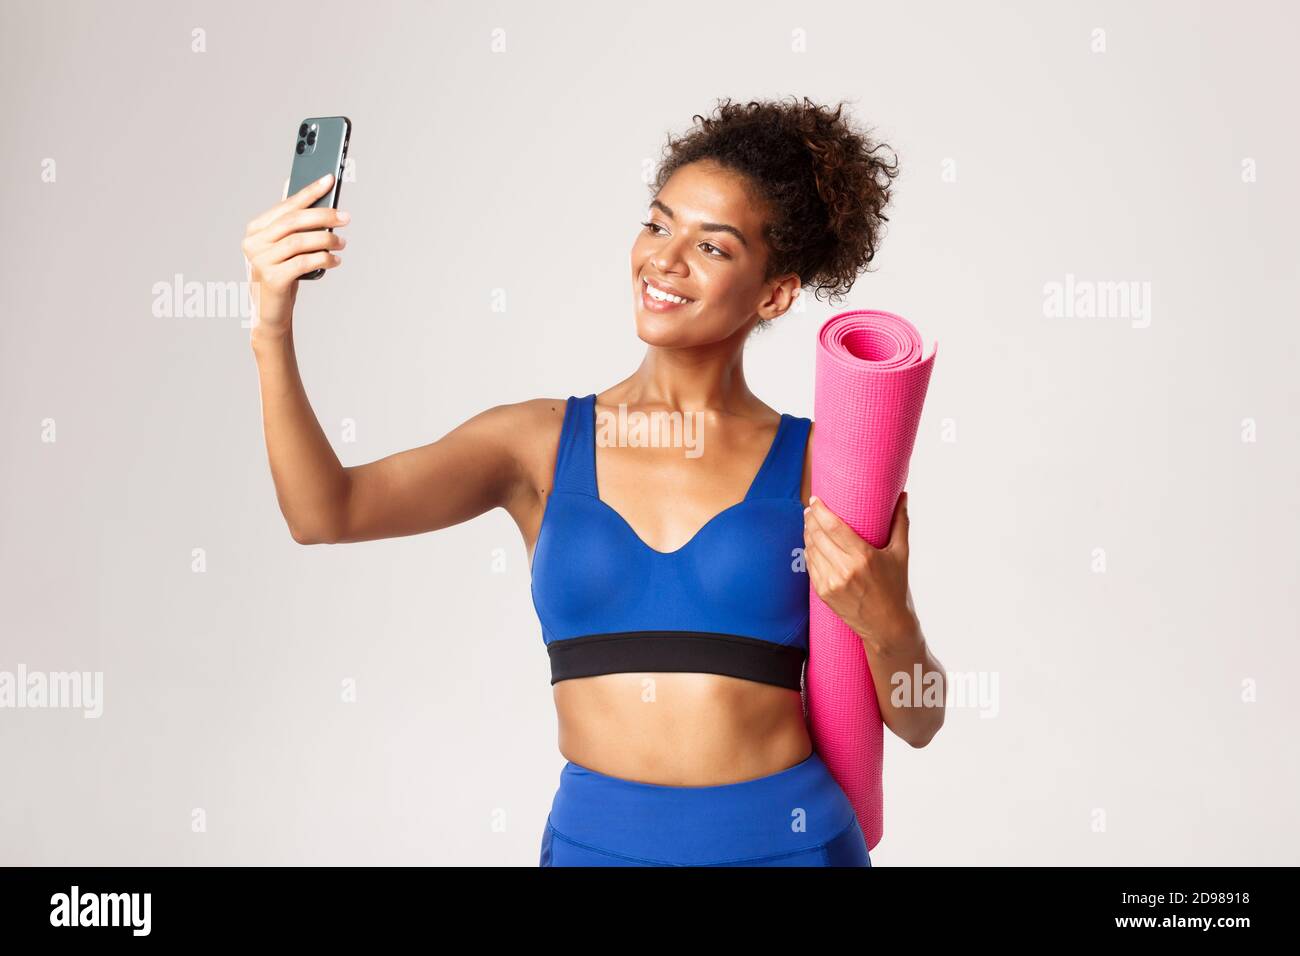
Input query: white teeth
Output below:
<box><xmin>643</xmin><ymin>279</ymin><xmax>690</xmax><ymax>304</ymax></box>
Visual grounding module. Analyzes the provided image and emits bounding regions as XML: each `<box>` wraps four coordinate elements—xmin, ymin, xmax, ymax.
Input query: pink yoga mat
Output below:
<box><xmin>806</xmin><ymin>309</ymin><xmax>937</xmax><ymax>851</ymax></box>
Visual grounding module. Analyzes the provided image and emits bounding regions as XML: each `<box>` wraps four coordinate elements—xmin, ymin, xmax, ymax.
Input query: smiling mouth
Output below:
<box><xmin>641</xmin><ymin>277</ymin><xmax>695</xmax><ymax>306</ymax></box>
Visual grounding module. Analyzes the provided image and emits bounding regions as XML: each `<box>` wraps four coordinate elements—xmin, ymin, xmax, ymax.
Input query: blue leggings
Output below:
<box><xmin>539</xmin><ymin>750</ymin><xmax>871</xmax><ymax>867</ymax></box>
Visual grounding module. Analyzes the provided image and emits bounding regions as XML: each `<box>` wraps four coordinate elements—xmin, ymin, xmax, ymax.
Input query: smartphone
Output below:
<box><xmin>286</xmin><ymin>116</ymin><xmax>351</xmax><ymax>280</ymax></box>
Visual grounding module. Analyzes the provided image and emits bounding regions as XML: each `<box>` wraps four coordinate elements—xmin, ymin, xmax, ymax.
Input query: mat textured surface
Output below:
<box><xmin>808</xmin><ymin>309</ymin><xmax>937</xmax><ymax>851</ymax></box>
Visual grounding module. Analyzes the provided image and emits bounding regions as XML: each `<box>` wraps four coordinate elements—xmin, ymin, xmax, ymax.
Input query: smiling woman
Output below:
<box><xmin>243</xmin><ymin>94</ymin><xmax>932</xmax><ymax>868</ymax></box>
<box><xmin>528</xmin><ymin>97</ymin><xmax>927</xmax><ymax>867</ymax></box>
<box><xmin>636</xmin><ymin>97</ymin><xmax>899</xmax><ymax>331</ymax></box>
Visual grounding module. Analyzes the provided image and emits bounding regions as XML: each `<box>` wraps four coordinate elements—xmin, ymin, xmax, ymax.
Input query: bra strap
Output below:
<box><xmin>550</xmin><ymin>393</ymin><xmax>598</xmax><ymax>496</ymax></box>
<box><xmin>745</xmin><ymin>414</ymin><xmax>811</xmax><ymax>501</ymax></box>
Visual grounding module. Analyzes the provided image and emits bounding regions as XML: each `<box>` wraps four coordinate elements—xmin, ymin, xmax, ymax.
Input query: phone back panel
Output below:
<box><xmin>288</xmin><ymin>116</ymin><xmax>350</xmax><ymax>207</ymax></box>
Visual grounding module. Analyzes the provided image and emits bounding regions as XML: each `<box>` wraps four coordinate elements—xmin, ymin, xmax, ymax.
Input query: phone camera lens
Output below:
<box><xmin>299</xmin><ymin>123</ymin><xmax>308</xmax><ymax>137</ymax></box>
<box><xmin>306</xmin><ymin>130</ymin><xmax>317</xmax><ymax>146</ymax></box>
<box><xmin>296</xmin><ymin>140</ymin><xmax>306</xmax><ymax>155</ymax></box>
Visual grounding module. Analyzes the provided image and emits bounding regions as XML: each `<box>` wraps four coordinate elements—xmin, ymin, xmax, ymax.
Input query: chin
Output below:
<box><xmin>634</xmin><ymin>311</ymin><xmax>691</xmax><ymax>347</ymax></box>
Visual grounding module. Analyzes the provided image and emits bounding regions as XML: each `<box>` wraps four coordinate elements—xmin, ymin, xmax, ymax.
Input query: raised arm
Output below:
<box><xmin>242</xmin><ymin>174</ymin><xmax>536</xmax><ymax>545</ymax></box>
<box><xmin>253</xmin><ymin>337</ymin><xmax>531</xmax><ymax>543</ymax></box>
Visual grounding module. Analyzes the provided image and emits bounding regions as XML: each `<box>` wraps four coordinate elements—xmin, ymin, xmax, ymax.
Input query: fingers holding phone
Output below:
<box><xmin>241</xmin><ymin>116</ymin><xmax>352</xmax><ymax>339</ymax></box>
<box><xmin>284</xmin><ymin>117</ymin><xmax>350</xmax><ymax>281</ymax></box>
<box><xmin>242</xmin><ymin>173</ymin><xmax>348</xmax><ymax>338</ymax></box>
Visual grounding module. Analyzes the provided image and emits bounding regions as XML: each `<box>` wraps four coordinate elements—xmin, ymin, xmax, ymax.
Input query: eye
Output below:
<box><xmin>640</xmin><ymin>220</ymin><xmax>728</xmax><ymax>258</ymax></box>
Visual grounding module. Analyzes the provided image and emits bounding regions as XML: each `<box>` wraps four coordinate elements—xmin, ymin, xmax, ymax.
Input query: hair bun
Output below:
<box><xmin>653</xmin><ymin>95</ymin><xmax>900</xmax><ymax>314</ymax></box>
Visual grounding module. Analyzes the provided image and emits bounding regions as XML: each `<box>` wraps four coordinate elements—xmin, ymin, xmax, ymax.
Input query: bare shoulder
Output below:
<box><xmin>474</xmin><ymin>396</ymin><xmax>566</xmax><ymax>434</ymax></box>
<box><xmin>482</xmin><ymin>396</ymin><xmax>569</xmax><ymax>508</ymax></box>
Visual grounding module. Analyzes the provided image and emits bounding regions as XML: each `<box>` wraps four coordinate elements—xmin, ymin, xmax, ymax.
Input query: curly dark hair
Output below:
<box><xmin>651</xmin><ymin>95</ymin><xmax>899</xmax><ymax>329</ymax></box>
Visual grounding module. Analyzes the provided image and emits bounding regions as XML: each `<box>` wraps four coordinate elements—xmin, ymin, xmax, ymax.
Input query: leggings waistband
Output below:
<box><xmin>546</xmin><ymin>750</ymin><xmax>859</xmax><ymax>866</ymax></box>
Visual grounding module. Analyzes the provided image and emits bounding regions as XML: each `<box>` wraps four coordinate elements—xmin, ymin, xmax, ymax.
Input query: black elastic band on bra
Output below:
<box><xmin>547</xmin><ymin>630</ymin><xmax>806</xmax><ymax>691</ymax></box>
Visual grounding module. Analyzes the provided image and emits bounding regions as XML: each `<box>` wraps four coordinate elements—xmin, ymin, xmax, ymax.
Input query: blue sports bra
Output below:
<box><xmin>530</xmin><ymin>393</ymin><xmax>812</xmax><ymax>690</ymax></box>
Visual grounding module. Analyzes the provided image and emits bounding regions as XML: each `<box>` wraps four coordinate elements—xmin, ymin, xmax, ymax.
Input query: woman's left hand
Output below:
<box><xmin>803</xmin><ymin>491</ymin><xmax>918</xmax><ymax>655</ymax></box>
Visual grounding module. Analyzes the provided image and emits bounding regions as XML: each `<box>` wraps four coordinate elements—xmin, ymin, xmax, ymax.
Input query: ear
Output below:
<box><xmin>758</xmin><ymin>274</ymin><xmax>802</xmax><ymax>321</ymax></box>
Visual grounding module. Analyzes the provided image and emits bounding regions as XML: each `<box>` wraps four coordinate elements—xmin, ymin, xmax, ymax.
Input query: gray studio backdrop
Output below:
<box><xmin>1</xmin><ymin>0</ymin><xmax>1297</xmax><ymax>865</ymax></box>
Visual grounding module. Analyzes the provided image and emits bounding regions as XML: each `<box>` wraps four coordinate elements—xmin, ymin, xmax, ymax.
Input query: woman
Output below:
<box><xmin>240</xmin><ymin>95</ymin><xmax>946</xmax><ymax>867</ymax></box>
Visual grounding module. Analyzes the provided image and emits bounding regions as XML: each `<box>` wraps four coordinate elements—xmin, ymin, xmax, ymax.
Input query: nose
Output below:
<box><xmin>651</xmin><ymin>241</ymin><xmax>687</xmax><ymax>274</ymax></box>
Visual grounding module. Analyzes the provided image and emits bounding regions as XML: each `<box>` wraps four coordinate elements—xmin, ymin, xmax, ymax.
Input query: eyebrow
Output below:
<box><xmin>649</xmin><ymin>199</ymin><xmax>749</xmax><ymax>249</ymax></box>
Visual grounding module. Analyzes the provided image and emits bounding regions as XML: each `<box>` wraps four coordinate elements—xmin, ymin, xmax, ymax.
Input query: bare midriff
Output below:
<box><xmin>552</xmin><ymin>671</ymin><xmax>813</xmax><ymax>786</ymax></box>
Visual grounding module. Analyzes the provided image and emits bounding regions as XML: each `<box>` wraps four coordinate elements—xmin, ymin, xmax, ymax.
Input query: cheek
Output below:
<box><xmin>629</xmin><ymin>235</ymin><xmax>654</xmax><ymax>263</ymax></box>
<box><xmin>697</xmin><ymin>275</ymin><xmax>748</xmax><ymax>318</ymax></box>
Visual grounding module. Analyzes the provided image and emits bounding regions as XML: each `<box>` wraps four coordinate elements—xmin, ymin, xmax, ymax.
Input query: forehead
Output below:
<box><xmin>654</xmin><ymin>161</ymin><xmax>767</xmax><ymax>236</ymax></box>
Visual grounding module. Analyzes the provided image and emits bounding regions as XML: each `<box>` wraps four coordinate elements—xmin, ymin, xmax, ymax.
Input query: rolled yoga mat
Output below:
<box><xmin>807</xmin><ymin>309</ymin><xmax>937</xmax><ymax>852</ymax></box>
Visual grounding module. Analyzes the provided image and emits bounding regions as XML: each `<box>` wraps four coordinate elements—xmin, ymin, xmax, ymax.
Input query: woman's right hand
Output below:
<box><xmin>241</xmin><ymin>172</ymin><xmax>350</xmax><ymax>339</ymax></box>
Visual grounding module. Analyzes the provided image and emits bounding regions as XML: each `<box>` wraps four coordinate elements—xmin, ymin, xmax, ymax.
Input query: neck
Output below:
<box><xmin>615</xmin><ymin>328</ymin><xmax>765</xmax><ymax>417</ymax></box>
